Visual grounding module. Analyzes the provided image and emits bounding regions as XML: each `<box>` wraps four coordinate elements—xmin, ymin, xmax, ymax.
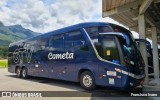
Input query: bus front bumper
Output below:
<box><xmin>123</xmin><ymin>74</ymin><xmax>145</xmax><ymax>89</ymax></box>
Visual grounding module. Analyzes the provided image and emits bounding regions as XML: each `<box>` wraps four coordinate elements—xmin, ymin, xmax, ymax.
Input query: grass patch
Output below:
<box><xmin>0</xmin><ymin>59</ymin><xmax>8</xmax><ymax>68</ymax></box>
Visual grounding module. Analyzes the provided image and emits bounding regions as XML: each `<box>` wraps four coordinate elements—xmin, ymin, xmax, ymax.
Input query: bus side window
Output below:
<box><xmin>85</xmin><ymin>27</ymin><xmax>99</xmax><ymax>39</ymax></box>
<box><xmin>49</xmin><ymin>34</ymin><xmax>64</xmax><ymax>49</ymax></box>
<box><xmin>65</xmin><ymin>30</ymin><xmax>88</xmax><ymax>51</ymax></box>
<box><xmin>85</xmin><ymin>26</ymin><xmax>112</xmax><ymax>40</ymax></box>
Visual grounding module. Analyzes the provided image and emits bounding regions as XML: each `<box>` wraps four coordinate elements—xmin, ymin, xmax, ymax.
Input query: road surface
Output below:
<box><xmin>0</xmin><ymin>68</ymin><xmax>148</xmax><ymax>100</ymax></box>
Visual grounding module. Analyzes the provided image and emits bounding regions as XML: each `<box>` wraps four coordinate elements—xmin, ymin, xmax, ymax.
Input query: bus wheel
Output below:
<box><xmin>22</xmin><ymin>67</ymin><xmax>28</xmax><ymax>79</ymax></box>
<box><xmin>80</xmin><ymin>71</ymin><xmax>96</xmax><ymax>90</ymax></box>
<box><xmin>16</xmin><ymin>67</ymin><xmax>22</xmax><ymax>78</ymax></box>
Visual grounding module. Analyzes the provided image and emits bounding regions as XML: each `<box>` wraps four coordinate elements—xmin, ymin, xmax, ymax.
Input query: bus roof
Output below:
<box><xmin>9</xmin><ymin>22</ymin><xmax>125</xmax><ymax>46</ymax></box>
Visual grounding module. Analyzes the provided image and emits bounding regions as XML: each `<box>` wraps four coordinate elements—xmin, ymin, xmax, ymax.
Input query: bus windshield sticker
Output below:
<box><xmin>106</xmin><ymin>50</ymin><xmax>111</xmax><ymax>56</ymax></box>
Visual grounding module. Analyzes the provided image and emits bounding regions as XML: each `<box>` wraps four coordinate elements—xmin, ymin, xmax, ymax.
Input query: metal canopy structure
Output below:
<box><xmin>102</xmin><ymin>0</ymin><xmax>160</xmax><ymax>84</ymax></box>
<box><xmin>103</xmin><ymin>0</ymin><xmax>160</xmax><ymax>39</ymax></box>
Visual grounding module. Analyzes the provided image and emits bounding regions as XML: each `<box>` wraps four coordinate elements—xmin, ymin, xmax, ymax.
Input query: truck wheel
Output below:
<box><xmin>16</xmin><ymin>67</ymin><xmax>21</xmax><ymax>78</ymax></box>
<box><xmin>80</xmin><ymin>71</ymin><xmax>96</xmax><ymax>90</ymax></box>
<box><xmin>22</xmin><ymin>67</ymin><xmax>28</xmax><ymax>79</ymax></box>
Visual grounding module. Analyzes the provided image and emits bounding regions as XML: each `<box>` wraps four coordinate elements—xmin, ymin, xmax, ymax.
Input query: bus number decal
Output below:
<box><xmin>13</xmin><ymin>46</ymin><xmax>34</xmax><ymax>64</ymax></box>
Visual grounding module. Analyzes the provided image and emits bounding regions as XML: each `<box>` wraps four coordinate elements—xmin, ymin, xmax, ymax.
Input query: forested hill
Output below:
<box><xmin>0</xmin><ymin>22</ymin><xmax>40</xmax><ymax>59</ymax></box>
<box><xmin>0</xmin><ymin>22</ymin><xmax>40</xmax><ymax>47</ymax></box>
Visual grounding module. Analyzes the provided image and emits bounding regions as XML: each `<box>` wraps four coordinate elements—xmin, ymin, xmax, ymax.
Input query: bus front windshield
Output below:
<box><xmin>119</xmin><ymin>33</ymin><xmax>144</xmax><ymax>67</ymax></box>
<box><xmin>85</xmin><ymin>25</ymin><xmax>145</xmax><ymax>74</ymax></box>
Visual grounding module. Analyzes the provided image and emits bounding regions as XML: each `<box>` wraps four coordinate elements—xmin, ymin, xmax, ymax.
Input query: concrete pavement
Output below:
<box><xmin>143</xmin><ymin>78</ymin><xmax>160</xmax><ymax>100</ymax></box>
<box><xmin>0</xmin><ymin>68</ymin><xmax>152</xmax><ymax>100</ymax></box>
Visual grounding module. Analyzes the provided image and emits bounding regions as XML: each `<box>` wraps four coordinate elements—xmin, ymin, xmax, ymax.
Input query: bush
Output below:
<box><xmin>0</xmin><ymin>47</ymin><xmax>8</xmax><ymax>59</ymax></box>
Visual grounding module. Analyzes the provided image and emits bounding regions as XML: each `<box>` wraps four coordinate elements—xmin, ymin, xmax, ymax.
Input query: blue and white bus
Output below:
<box><xmin>8</xmin><ymin>22</ymin><xmax>145</xmax><ymax>90</ymax></box>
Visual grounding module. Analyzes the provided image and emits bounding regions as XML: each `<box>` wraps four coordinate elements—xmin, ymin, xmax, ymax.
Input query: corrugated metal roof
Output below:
<box><xmin>147</xmin><ymin>2</ymin><xmax>160</xmax><ymax>25</ymax></box>
<box><xmin>103</xmin><ymin>0</ymin><xmax>136</xmax><ymax>12</ymax></box>
<box><xmin>103</xmin><ymin>0</ymin><xmax>143</xmax><ymax>29</ymax></box>
<box><xmin>111</xmin><ymin>10</ymin><xmax>138</xmax><ymax>27</ymax></box>
<box><xmin>102</xmin><ymin>0</ymin><xmax>160</xmax><ymax>41</ymax></box>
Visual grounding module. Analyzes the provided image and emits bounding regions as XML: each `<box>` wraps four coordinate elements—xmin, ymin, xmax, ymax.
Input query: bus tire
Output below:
<box><xmin>80</xmin><ymin>71</ymin><xmax>96</xmax><ymax>90</ymax></box>
<box><xmin>22</xmin><ymin>67</ymin><xmax>28</xmax><ymax>79</ymax></box>
<box><xmin>16</xmin><ymin>67</ymin><xmax>22</xmax><ymax>78</ymax></box>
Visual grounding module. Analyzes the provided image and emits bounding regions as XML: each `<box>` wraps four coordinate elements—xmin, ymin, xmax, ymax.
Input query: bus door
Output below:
<box><xmin>98</xmin><ymin>34</ymin><xmax>123</xmax><ymax>87</ymax></box>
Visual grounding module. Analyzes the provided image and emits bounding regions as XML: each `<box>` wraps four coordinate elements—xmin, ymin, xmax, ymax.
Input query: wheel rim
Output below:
<box><xmin>22</xmin><ymin>69</ymin><xmax>26</xmax><ymax>77</ymax></box>
<box><xmin>17</xmin><ymin>68</ymin><xmax>21</xmax><ymax>76</ymax></box>
<box><xmin>83</xmin><ymin>75</ymin><xmax>92</xmax><ymax>87</ymax></box>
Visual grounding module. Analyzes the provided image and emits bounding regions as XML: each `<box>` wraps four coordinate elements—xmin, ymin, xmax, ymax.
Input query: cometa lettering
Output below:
<box><xmin>48</xmin><ymin>52</ymin><xmax>74</xmax><ymax>60</ymax></box>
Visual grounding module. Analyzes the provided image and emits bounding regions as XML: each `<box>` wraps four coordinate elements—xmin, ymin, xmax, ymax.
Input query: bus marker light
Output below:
<box><xmin>140</xmin><ymin>80</ymin><xmax>144</xmax><ymax>85</ymax></box>
<box><xmin>114</xmin><ymin>76</ymin><xmax>118</xmax><ymax>78</ymax></box>
<box><xmin>117</xmin><ymin>76</ymin><xmax>121</xmax><ymax>78</ymax></box>
<box><xmin>130</xmin><ymin>82</ymin><xmax>133</xmax><ymax>86</ymax></box>
<box><xmin>61</xmin><ymin>70</ymin><xmax>65</xmax><ymax>74</ymax></box>
<box><xmin>114</xmin><ymin>76</ymin><xmax>121</xmax><ymax>78</ymax></box>
<box><xmin>99</xmin><ymin>74</ymin><xmax>104</xmax><ymax>79</ymax></box>
<box><xmin>125</xmin><ymin>60</ymin><xmax>130</xmax><ymax>64</ymax></box>
<box><xmin>103</xmin><ymin>75</ymin><xmax>106</xmax><ymax>77</ymax></box>
<box><xmin>35</xmin><ymin>64</ymin><xmax>38</xmax><ymax>67</ymax></box>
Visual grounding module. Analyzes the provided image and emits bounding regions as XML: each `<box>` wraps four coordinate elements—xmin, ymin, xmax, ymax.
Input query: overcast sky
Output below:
<box><xmin>0</xmin><ymin>0</ymin><xmax>142</xmax><ymax>40</ymax></box>
<box><xmin>0</xmin><ymin>0</ymin><xmax>125</xmax><ymax>32</ymax></box>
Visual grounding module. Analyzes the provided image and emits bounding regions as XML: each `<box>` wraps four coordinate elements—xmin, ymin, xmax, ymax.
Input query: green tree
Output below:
<box><xmin>0</xmin><ymin>47</ymin><xmax>8</xmax><ymax>59</ymax></box>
